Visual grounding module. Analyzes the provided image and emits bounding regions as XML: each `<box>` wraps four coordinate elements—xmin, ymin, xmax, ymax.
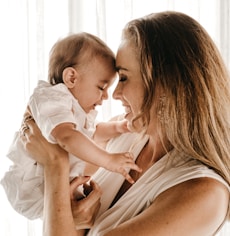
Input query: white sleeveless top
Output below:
<box><xmin>88</xmin><ymin>132</ymin><xmax>230</xmax><ymax>236</ymax></box>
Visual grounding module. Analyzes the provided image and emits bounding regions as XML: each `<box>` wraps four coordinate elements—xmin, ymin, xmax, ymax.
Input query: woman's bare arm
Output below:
<box><xmin>22</xmin><ymin>119</ymin><xmax>101</xmax><ymax>236</ymax></box>
<box><xmin>104</xmin><ymin>178</ymin><xmax>229</xmax><ymax>236</ymax></box>
<box><xmin>43</xmin><ymin>160</ymin><xmax>80</xmax><ymax>236</ymax></box>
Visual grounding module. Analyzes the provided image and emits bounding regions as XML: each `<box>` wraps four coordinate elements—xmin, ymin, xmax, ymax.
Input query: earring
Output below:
<box><xmin>157</xmin><ymin>95</ymin><xmax>166</xmax><ymax>122</ymax></box>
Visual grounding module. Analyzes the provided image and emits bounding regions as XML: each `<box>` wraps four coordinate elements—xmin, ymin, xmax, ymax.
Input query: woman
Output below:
<box><xmin>22</xmin><ymin>11</ymin><xmax>230</xmax><ymax>235</ymax></box>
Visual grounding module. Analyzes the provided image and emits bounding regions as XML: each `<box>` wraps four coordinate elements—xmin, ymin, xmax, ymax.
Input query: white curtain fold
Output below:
<box><xmin>0</xmin><ymin>1</ymin><xmax>229</xmax><ymax>235</ymax></box>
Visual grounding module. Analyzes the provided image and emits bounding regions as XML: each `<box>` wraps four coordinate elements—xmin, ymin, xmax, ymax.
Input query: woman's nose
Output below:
<box><xmin>112</xmin><ymin>84</ymin><xmax>121</xmax><ymax>100</ymax></box>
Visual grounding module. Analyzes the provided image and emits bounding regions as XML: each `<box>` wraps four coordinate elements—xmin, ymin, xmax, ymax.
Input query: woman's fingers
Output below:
<box><xmin>85</xmin><ymin>180</ymin><xmax>102</xmax><ymax>204</ymax></box>
<box><xmin>71</xmin><ymin>179</ymin><xmax>102</xmax><ymax>229</ymax></box>
<box><xmin>83</xmin><ymin>182</ymin><xmax>93</xmax><ymax>196</ymax></box>
<box><xmin>70</xmin><ymin>176</ymin><xmax>91</xmax><ymax>200</ymax></box>
<box><xmin>20</xmin><ymin>114</ymin><xmax>68</xmax><ymax>165</ymax></box>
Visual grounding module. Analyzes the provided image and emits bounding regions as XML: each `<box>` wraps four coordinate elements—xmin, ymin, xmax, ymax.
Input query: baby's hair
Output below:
<box><xmin>48</xmin><ymin>32</ymin><xmax>115</xmax><ymax>85</ymax></box>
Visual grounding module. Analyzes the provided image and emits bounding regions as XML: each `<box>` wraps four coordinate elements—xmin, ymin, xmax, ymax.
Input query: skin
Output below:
<box><xmin>22</xmin><ymin>42</ymin><xmax>229</xmax><ymax>236</ymax></box>
<box><xmin>114</xmin><ymin>41</ymin><xmax>145</xmax><ymax>132</ymax></box>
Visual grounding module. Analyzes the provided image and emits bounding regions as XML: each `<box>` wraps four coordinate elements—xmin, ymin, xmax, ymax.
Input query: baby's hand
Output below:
<box><xmin>106</xmin><ymin>152</ymin><xmax>142</xmax><ymax>184</ymax></box>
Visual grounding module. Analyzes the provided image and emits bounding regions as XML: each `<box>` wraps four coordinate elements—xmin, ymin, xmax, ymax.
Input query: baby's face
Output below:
<box><xmin>71</xmin><ymin>57</ymin><xmax>116</xmax><ymax>113</ymax></box>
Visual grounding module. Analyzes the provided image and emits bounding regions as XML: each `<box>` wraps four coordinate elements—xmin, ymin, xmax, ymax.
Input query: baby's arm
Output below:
<box><xmin>52</xmin><ymin>123</ymin><xmax>141</xmax><ymax>183</ymax></box>
<box><xmin>93</xmin><ymin>120</ymin><xmax>130</xmax><ymax>147</ymax></box>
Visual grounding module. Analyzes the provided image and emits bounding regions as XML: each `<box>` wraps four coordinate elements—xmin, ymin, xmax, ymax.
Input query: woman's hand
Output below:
<box><xmin>70</xmin><ymin>177</ymin><xmax>102</xmax><ymax>229</ymax></box>
<box><xmin>21</xmin><ymin>113</ymin><xmax>68</xmax><ymax>167</ymax></box>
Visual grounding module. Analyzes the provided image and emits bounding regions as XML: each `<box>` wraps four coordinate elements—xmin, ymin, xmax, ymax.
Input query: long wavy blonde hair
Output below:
<box><xmin>122</xmin><ymin>11</ymin><xmax>230</xmax><ymax>186</ymax></box>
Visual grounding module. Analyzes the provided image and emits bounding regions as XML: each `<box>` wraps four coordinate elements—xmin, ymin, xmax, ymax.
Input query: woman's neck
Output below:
<box><xmin>133</xmin><ymin>137</ymin><xmax>168</xmax><ymax>178</ymax></box>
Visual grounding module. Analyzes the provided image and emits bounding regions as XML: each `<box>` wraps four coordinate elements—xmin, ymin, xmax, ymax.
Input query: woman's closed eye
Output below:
<box><xmin>119</xmin><ymin>75</ymin><xmax>127</xmax><ymax>82</ymax></box>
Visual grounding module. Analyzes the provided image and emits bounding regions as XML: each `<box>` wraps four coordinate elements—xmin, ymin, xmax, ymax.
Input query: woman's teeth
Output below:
<box><xmin>124</xmin><ymin>106</ymin><xmax>131</xmax><ymax>114</ymax></box>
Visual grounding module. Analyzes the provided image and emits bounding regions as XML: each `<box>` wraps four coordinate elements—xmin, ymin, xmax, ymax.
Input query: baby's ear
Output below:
<box><xmin>63</xmin><ymin>67</ymin><xmax>78</xmax><ymax>88</ymax></box>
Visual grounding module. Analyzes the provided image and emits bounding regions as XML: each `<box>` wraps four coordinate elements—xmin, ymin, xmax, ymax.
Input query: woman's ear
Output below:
<box><xmin>63</xmin><ymin>67</ymin><xmax>78</xmax><ymax>88</ymax></box>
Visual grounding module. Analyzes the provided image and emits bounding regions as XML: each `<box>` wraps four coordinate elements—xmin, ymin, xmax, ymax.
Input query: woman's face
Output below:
<box><xmin>113</xmin><ymin>41</ymin><xmax>145</xmax><ymax>131</ymax></box>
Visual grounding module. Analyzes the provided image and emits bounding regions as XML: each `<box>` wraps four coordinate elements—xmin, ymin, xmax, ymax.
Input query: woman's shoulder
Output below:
<box><xmin>155</xmin><ymin>151</ymin><xmax>230</xmax><ymax>233</ymax></box>
<box><xmin>148</xmin><ymin>176</ymin><xmax>229</xmax><ymax>235</ymax></box>
<box><xmin>164</xmin><ymin>177</ymin><xmax>229</xmax><ymax>207</ymax></box>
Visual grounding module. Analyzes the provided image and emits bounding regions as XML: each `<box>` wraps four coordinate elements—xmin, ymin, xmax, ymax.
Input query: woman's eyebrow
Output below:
<box><xmin>116</xmin><ymin>66</ymin><xmax>128</xmax><ymax>72</ymax></box>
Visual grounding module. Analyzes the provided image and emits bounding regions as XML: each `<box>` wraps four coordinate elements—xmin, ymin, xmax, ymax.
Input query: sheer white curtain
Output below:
<box><xmin>0</xmin><ymin>1</ymin><xmax>69</xmax><ymax>235</ymax></box>
<box><xmin>0</xmin><ymin>0</ymin><xmax>229</xmax><ymax>235</ymax></box>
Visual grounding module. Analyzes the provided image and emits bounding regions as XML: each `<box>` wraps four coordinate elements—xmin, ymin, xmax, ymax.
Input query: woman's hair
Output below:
<box><xmin>122</xmin><ymin>11</ymin><xmax>230</xmax><ymax>184</ymax></box>
<box><xmin>48</xmin><ymin>32</ymin><xmax>115</xmax><ymax>85</ymax></box>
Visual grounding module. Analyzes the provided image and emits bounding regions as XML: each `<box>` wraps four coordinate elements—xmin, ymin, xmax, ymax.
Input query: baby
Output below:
<box><xmin>1</xmin><ymin>32</ymin><xmax>141</xmax><ymax>219</ymax></box>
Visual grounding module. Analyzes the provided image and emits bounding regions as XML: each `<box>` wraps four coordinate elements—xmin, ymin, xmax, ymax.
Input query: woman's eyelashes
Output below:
<box><xmin>119</xmin><ymin>75</ymin><xmax>127</xmax><ymax>82</ymax></box>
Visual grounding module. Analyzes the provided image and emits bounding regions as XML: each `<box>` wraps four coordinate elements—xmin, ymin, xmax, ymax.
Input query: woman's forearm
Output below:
<box><xmin>21</xmin><ymin>119</ymin><xmax>100</xmax><ymax>235</ymax></box>
<box><xmin>43</xmin><ymin>161</ymin><xmax>78</xmax><ymax>236</ymax></box>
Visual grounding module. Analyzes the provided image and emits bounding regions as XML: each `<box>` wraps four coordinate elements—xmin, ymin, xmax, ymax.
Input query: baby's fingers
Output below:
<box><xmin>119</xmin><ymin>163</ymin><xmax>142</xmax><ymax>184</ymax></box>
<box><xmin>123</xmin><ymin>153</ymin><xmax>142</xmax><ymax>173</ymax></box>
<box><xmin>128</xmin><ymin>162</ymin><xmax>142</xmax><ymax>173</ymax></box>
<box><xmin>124</xmin><ymin>152</ymin><xmax>134</xmax><ymax>160</ymax></box>
<box><xmin>119</xmin><ymin>168</ymin><xmax>135</xmax><ymax>184</ymax></box>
